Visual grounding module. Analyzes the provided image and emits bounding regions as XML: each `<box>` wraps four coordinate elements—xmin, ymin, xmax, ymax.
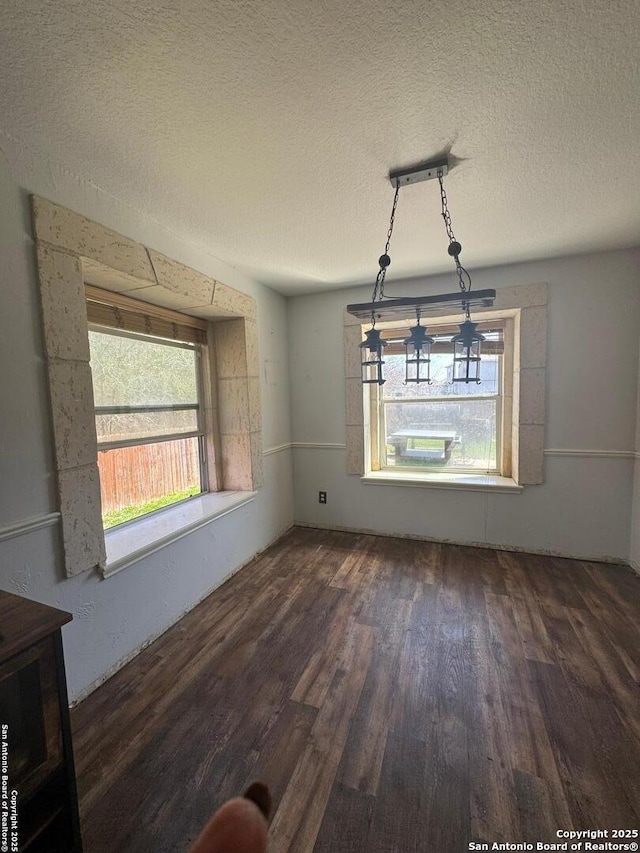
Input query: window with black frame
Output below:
<box><xmin>87</xmin><ymin>312</ymin><xmax>208</xmax><ymax>529</ymax></box>
<box><xmin>380</xmin><ymin>321</ymin><xmax>505</xmax><ymax>473</ymax></box>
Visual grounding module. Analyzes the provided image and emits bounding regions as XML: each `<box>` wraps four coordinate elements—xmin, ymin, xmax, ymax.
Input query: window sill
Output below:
<box><xmin>361</xmin><ymin>470</ymin><xmax>523</xmax><ymax>493</ymax></box>
<box><xmin>102</xmin><ymin>491</ymin><xmax>256</xmax><ymax>578</ymax></box>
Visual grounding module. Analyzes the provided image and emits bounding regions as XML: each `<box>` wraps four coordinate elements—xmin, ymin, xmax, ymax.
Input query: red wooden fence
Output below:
<box><xmin>98</xmin><ymin>440</ymin><xmax>200</xmax><ymax>513</ymax></box>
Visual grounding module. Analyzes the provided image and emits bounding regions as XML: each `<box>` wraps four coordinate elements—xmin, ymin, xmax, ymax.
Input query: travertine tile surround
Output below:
<box><xmin>32</xmin><ymin>197</ymin><xmax>262</xmax><ymax>577</ymax></box>
<box><xmin>343</xmin><ymin>282</ymin><xmax>548</xmax><ymax>485</ymax></box>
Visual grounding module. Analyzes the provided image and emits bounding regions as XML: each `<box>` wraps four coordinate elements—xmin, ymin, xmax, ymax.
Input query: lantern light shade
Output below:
<box><xmin>403</xmin><ymin>323</ymin><xmax>434</xmax><ymax>384</ymax></box>
<box><xmin>359</xmin><ymin>327</ymin><xmax>388</xmax><ymax>385</ymax></box>
<box><xmin>451</xmin><ymin>319</ymin><xmax>485</xmax><ymax>383</ymax></box>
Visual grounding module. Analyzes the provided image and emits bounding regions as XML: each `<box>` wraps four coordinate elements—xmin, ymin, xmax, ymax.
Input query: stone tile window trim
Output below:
<box><xmin>33</xmin><ymin>197</ymin><xmax>262</xmax><ymax>578</ymax></box>
<box><xmin>343</xmin><ymin>282</ymin><xmax>548</xmax><ymax>487</ymax></box>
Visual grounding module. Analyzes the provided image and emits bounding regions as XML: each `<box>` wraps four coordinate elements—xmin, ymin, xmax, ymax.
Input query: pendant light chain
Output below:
<box><xmin>438</xmin><ymin>171</ymin><xmax>472</xmax><ymax>309</ymax></box>
<box><xmin>354</xmin><ymin>157</ymin><xmax>495</xmax><ymax>387</ymax></box>
<box><xmin>371</xmin><ymin>180</ymin><xmax>401</xmax><ymax>304</ymax></box>
<box><xmin>439</xmin><ymin>174</ymin><xmax>457</xmax><ymax>247</ymax></box>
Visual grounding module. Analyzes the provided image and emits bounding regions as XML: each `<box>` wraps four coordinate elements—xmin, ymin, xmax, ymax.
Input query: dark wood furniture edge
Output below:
<box><xmin>0</xmin><ymin>590</ymin><xmax>72</xmax><ymax>661</ymax></box>
<box><xmin>53</xmin><ymin>630</ymin><xmax>83</xmax><ymax>852</ymax></box>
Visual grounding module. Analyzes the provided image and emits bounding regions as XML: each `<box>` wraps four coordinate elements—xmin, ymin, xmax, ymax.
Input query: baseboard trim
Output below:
<box><xmin>293</xmin><ymin>520</ymin><xmax>629</xmax><ymax>567</ymax></box>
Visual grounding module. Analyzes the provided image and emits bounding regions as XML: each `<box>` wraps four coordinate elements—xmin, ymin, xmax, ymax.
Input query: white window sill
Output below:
<box><xmin>361</xmin><ymin>470</ymin><xmax>523</xmax><ymax>493</ymax></box>
<box><xmin>102</xmin><ymin>491</ymin><xmax>256</xmax><ymax>578</ymax></box>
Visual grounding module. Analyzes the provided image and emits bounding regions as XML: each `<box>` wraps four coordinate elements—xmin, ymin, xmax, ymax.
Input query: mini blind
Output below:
<box><xmin>383</xmin><ymin>320</ymin><xmax>505</xmax><ymax>356</ymax></box>
<box><xmin>85</xmin><ymin>285</ymin><xmax>208</xmax><ymax>345</ymax></box>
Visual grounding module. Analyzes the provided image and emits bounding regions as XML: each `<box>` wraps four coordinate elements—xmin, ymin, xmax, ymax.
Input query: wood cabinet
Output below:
<box><xmin>0</xmin><ymin>591</ymin><xmax>82</xmax><ymax>852</ymax></box>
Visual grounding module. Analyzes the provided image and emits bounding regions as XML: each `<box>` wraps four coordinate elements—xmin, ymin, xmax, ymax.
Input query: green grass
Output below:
<box><xmin>103</xmin><ymin>486</ymin><xmax>201</xmax><ymax>529</ymax></box>
<box><xmin>409</xmin><ymin>439</ymin><xmax>445</xmax><ymax>450</ymax></box>
<box><xmin>386</xmin><ymin>438</ymin><xmax>497</xmax><ymax>469</ymax></box>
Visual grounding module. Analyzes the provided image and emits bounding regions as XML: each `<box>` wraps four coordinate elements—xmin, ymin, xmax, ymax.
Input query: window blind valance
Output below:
<box><xmin>85</xmin><ymin>285</ymin><xmax>208</xmax><ymax>345</ymax></box>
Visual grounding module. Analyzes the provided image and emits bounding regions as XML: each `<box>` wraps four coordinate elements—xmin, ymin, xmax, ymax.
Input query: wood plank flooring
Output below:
<box><xmin>71</xmin><ymin>528</ymin><xmax>640</xmax><ymax>852</ymax></box>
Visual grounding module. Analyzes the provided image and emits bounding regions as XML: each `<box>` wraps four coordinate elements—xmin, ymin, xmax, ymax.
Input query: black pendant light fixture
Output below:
<box><xmin>403</xmin><ymin>312</ymin><xmax>434</xmax><ymax>384</ymax></box>
<box><xmin>359</xmin><ymin>322</ymin><xmax>388</xmax><ymax>385</ymax></box>
<box><xmin>347</xmin><ymin>158</ymin><xmax>496</xmax><ymax>385</ymax></box>
<box><xmin>451</xmin><ymin>318</ymin><xmax>485</xmax><ymax>383</ymax></box>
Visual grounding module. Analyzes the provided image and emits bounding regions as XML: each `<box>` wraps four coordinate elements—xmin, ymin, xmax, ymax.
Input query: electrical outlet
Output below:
<box><xmin>319</xmin><ymin>491</ymin><xmax>327</xmax><ymax>504</ymax></box>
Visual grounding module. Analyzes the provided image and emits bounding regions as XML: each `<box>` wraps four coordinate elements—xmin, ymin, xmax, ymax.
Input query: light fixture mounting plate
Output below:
<box><xmin>389</xmin><ymin>158</ymin><xmax>449</xmax><ymax>188</ymax></box>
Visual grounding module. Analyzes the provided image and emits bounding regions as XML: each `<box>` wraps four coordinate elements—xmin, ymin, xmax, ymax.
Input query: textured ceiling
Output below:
<box><xmin>1</xmin><ymin>0</ymin><xmax>639</xmax><ymax>294</ymax></box>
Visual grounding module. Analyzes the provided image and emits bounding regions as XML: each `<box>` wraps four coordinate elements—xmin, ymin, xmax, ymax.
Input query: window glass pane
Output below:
<box><xmin>98</xmin><ymin>437</ymin><xmax>202</xmax><ymax>529</ymax></box>
<box><xmin>89</xmin><ymin>330</ymin><xmax>198</xmax><ymax>407</ymax></box>
<box><xmin>383</xmin><ymin>399</ymin><xmax>497</xmax><ymax>471</ymax></box>
<box><xmin>382</xmin><ymin>352</ymin><xmax>500</xmax><ymax>398</ymax></box>
<box><xmin>96</xmin><ymin>409</ymin><xmax>199</xmax><ymax>444</ymax></box>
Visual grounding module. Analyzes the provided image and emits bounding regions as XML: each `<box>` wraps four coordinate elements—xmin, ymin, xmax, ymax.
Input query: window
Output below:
<box><xmin>88</xmin><ymin>310</ymin><xmax>208</xmax><ymax>529</ymax></box>
<box><xmin>33</xmin><ymin>196</ymin><xmax>262</xmax><ymax>578</ymax></box>
<box><xmin>344</xmin><ymin>283</ymin><xmax>546</xmax><ymax>488</ymax></box>
<box><xmin>378</xmin><ymin>320</ymin><xmax>506</xmax><ymax>474</ymax></box>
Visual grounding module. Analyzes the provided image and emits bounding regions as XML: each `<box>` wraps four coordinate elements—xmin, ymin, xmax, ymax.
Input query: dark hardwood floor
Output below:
<box><xmin>70</xmin><ymin>527</ymin><xmax>640</xmax><ymax>852</ymax></box>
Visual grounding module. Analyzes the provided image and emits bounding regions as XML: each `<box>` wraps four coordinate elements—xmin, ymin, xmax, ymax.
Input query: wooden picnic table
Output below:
<box><xmin>388</xmin><ymin>429</ymin><xmax>461</xmax><ymax>463</ymax></box>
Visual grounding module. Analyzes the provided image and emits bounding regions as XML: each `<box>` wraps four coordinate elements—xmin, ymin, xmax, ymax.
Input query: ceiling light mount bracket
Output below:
<box><xmin>388</xmin><ymin>158</ymin><xmax>449</xmax><ymax>188</ymax></box>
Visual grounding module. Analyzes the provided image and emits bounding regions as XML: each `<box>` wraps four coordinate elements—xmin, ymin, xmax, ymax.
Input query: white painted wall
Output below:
<box><xmin>630</xmin><ymin>342</ymin><xmax>640</xmax><ymax>572</ymax></box>
<box><xmin>0</xmin><ymin>154</ymin><xmax>294</xmax><ymax>702</ymax></box>
<box><xmin>288</xmin><ymin>249</ymin><xmax>640</xmax><ymax>562</ymax></box>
